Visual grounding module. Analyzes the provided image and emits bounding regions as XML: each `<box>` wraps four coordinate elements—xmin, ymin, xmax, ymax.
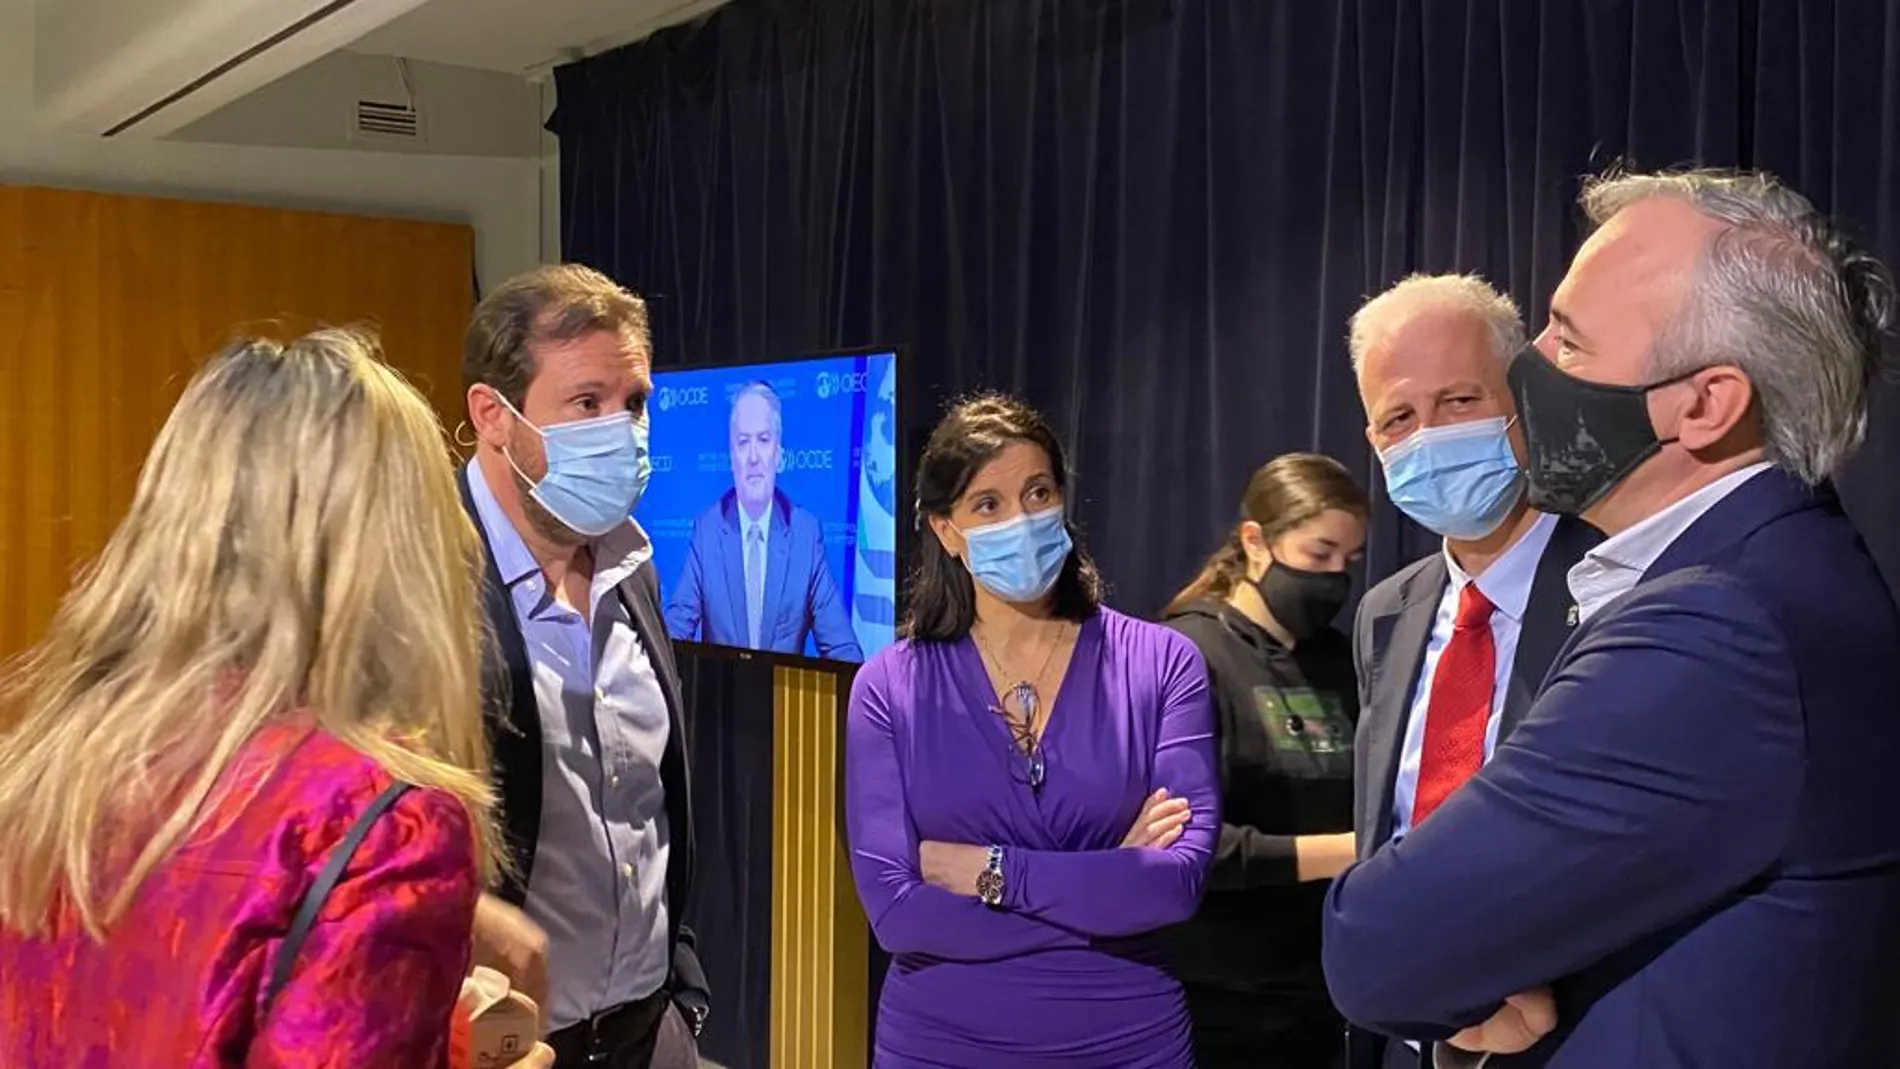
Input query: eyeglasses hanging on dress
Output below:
<box><xmin>974</xmin><ymin>623</ymin><xmax>1069</xmax><ymax>796</ymax></box>
<box><xmin>995</xmin><ymin>685</ymin><xmax>1047</xmax><ymax>793</ymax></box>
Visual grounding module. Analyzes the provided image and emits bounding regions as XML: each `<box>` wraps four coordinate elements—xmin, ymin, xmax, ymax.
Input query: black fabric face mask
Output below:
<box><xmin>1507</xmin><ymin>345</ymin><xmax>1694</xmax><ymax>516</ymax></box>
<box><xmin>1257</xmin><ymin>560</ymin><xmax>1352</xmax><ymax>642</ymax></box>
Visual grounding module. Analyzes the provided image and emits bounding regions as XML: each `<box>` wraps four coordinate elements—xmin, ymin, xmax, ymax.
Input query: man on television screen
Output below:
<box><xmin>665</xmin><ymin>381</ymin><xmax>863</xmax><ymax>660</ymax></box>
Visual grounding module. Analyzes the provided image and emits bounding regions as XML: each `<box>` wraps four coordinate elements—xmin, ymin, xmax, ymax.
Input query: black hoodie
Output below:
<box><xmin>1162</xmin><ymin>598</ymin><xmax>1358</xmax><ymax>1024</ymax></box>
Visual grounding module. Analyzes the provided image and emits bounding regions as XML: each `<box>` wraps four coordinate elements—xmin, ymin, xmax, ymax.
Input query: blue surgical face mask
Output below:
<box><xmin>1378</xmin><ymin>416</ymin><xmax>1524</xmax><ymax>540</ymax></box>
<box><xmin>960</xmin><ymin>507</ymin><xmax>1074</xmax><ymax>604</ymax></box>
<box><xmin>496</xmin><ymin>392</ymin><xmax>651</xmax><ymax>538</ymax></box>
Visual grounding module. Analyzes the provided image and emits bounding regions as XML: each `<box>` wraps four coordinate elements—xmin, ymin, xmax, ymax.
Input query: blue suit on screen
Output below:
<box><xmin>665</xmin><ymin>489</ymin><xmax>863</xmax><ymax>661</ymax></box>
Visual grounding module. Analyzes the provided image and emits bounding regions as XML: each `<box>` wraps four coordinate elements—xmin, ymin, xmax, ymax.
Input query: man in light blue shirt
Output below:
<box><xmin>1342</xmin><ymin>274</ymin><xmax>1600</xmax><ymax>1069</ymax></box>
<box><xmin>460</xmin><ymin>264</ymin><xmax>708</xmax><ymax>1069</ymax></box>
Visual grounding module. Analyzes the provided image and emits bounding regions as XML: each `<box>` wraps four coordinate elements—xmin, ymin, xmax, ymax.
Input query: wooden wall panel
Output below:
<box><xmin>0</xmin><ymin>185</ymin><xmax>475</xmax><ymax>662</ymax></box>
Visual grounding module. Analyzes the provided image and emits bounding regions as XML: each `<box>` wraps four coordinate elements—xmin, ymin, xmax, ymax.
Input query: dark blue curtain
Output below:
<box><xmin>551</xmin><ymin>3</ymin><xmax>1900</xmax><ymax>1065</ymax></box>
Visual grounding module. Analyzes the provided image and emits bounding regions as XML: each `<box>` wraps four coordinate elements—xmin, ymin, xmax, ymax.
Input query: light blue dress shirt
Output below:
<box><xmin>1388</xmin><ymin>511</ymin><xmax>1558</xmax><ymax>842</ymax></box>
<box><xmin>467</xmin><ymin>463</ymin><xmax>673</xmax><ymax>1031</ymax></box>
<box><xmin>741</xmin><ymin>505</ymin><xmax>770</xmax><ymax>646</ymax></box>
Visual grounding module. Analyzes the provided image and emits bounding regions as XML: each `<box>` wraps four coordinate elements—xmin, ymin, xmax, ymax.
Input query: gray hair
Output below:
<box><xmin>730</xmin><ymin>380</ymin><xmax>783</xmax><ymax>440</ymax></box>
<box><xmin>1581</xmin><ymin>167</ymin><xmax>1896</xmax><ymax>483</ymax></box>
<box><xmin>1349</xmin><ymin>273</ymin><xmax>1525</xmax><ymax>375</ymax></box>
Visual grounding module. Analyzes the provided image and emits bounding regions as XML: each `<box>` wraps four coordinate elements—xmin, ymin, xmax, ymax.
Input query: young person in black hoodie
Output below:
<box><xmin>1162</xmin><ymin>453</ymin><xmax>1369</xmax><ymax>1069</ymax></box>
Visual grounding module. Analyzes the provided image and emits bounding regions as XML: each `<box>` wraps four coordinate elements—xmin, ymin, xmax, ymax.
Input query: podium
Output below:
<box><xmin>769</xmin><ymin>665</ymin><xmax>870</xmax><ymax>1067</ymax></box>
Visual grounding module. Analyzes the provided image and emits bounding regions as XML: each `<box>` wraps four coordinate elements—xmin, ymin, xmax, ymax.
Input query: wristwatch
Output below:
<box><xmin>974</xmin><ymin>845</ymin><xmax>1006</xmax><ymax>907</ymax></box>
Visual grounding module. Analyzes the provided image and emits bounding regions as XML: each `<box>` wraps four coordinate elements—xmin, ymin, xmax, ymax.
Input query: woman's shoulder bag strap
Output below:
<box><xmin>261</xmin><ymin>781</ymin><xmax>416</xmax><ymax>1015</ymax></box>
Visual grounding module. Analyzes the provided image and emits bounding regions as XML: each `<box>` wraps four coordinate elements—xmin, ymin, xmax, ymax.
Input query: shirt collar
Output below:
<box><xmin>597</xmin><ymin>514</ymin><xmax>653</xmax><ymax>583</ymax></box>
<box><xmin>1580</xmin><ymin>461</ymin><xmax>1773</xmax><ymax>578</ymax></box>
<box><xmin>465</xmin><ymin>460</ymin><xmax>652</xmax><ymax>589</ymax></box>
<box><xmin>1440</xmin><ymin>510</ymin><xmax>1559</xmax><ymax>623</ymax></box>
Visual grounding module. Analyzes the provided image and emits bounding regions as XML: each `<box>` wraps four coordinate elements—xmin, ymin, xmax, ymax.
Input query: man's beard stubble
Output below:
<box><xmin>513</xmin><ymin>463</ymin><xmax>586</xmax><ymax>548</ymax></box>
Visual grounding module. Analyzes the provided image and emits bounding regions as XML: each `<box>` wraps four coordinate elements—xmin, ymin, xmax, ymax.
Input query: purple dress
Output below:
<box><xmin>846</xmin><ymin>608</ymin><xmax>1220</xmax><ymax>1067</ymax></box>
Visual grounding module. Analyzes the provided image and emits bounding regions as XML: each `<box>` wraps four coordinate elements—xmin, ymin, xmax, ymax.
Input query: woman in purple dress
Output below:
<box><xmin>845</xmin><ymin>393</ymin><xmax>1220</xmax><ymax>1067</ymax></box>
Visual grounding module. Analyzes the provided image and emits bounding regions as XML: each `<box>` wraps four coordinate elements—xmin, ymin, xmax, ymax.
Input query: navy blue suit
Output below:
<box><xmin>664</xmin><ymin>489</ymin><xmax>862</xmax><ymax>660</ymax></box>
<box><xmin>1323</xmin><ymin>469</ymin><xmax>1900</xmax><ymax>1067</ymax></box>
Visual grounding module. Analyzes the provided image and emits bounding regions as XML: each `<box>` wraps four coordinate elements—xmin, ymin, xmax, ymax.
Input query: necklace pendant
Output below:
<box><xmin>1010</xmin><ymin>681</ymin><xmax>1038</xmax><ymax>721</ymax></box>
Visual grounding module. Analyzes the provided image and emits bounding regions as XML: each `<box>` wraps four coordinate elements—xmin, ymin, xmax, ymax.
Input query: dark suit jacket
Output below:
<box><xmin>664</xmin><ymin>488</ymin><xmax>862</xmax><ymax>660</ymax></box>
<box><xmin>1325</xmin><ymin>470</ymin><xmax>1900</xmax><ymax>1067</ymax></box>
<box><xmin>458</xmin><ymin>468</ymin><xmax>709</xmax><ymax>1007</ymax></box>
<box><xmin>1345</xmin><ymin>514</ymin><xmax>1600</xmax><ymax>1069</ymax></box>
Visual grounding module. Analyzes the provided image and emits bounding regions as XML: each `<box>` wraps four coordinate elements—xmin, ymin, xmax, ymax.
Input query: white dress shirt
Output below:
<box><xmin>468</xmin><ymin>463</ymin><xmax>673</xmax><ymax>1031</ymax></box>
<box><xmin>1389</xmin><ymin>511</ymin><xmax>1559</xmax><ymax>843</ymax></box>
<box><xmin>1568</xmin><ymin>462</ymin><xmax>1774</xmax><ymax>624</ymax></box>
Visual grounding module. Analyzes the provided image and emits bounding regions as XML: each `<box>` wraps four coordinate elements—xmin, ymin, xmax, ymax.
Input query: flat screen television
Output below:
<box><xmin>643</xmin><ymin>347</ymin><xmax>901</xmax><ymax>667</ymax></box>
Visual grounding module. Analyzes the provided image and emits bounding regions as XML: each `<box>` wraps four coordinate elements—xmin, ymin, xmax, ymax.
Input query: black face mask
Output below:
<box><xmin>1257</xmin><ymin>560</ymin><xmax>1352</xmax><ymax>642</ymax></box>
<box><xmin>1507</xmin><ymin>346</ymin><xmax>1695</xmax><ymax>516</ymax></box>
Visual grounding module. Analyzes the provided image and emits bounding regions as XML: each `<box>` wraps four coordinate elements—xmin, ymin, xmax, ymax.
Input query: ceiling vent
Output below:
<box><xmin>36</xmin><ymin>0</ymin><xmax>434</xmax><ymax>139</ymax></box>
<box><xmin>351</xmin><ymin>99</ymin><xmax>423</xmax><ymax>142</ymax></box>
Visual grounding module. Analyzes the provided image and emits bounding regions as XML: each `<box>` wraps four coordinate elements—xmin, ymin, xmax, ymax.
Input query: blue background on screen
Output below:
<box><xmin>642</xmin><ymin>351</ymin><xmax>898</xmax><ymax>662</ymax></box>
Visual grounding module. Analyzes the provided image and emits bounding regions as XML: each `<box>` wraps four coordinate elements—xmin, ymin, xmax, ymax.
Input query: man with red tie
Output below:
<box><xmin>1341</xmin><ymin>274</ymin><xmax>1600</xmax><ymax>1069</ymax></box>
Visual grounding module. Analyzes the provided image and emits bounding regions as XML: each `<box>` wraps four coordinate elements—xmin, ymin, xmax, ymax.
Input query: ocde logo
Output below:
<box><xmin>777</xmin><ymin>448</ymin><xmax>835</xmax><ymax>472</ymax></box>
<box><xmin>656</xmin><ymin>385</ymin><xmax>710</xmax><ymax>411</ymax></box>
<box><xmin>815</xmin><ymin>371</ymin><xmax>870</xmax><ymax>399</ymax></box>
<box><xmin>649</xmin><ymin>454</ymin><xmax>675</xmax><ymax>473</ymax></box>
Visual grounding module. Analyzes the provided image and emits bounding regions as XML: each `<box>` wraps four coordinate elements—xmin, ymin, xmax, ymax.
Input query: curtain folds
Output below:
<box><xmin>551</xmin><ymin>3</ymin><xmax>1900</xmax><ymax>1064</ymax></box>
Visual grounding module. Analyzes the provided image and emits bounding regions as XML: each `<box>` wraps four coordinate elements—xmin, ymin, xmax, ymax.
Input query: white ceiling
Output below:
<box><xmin>349</xmin><ymin>0</ymin><xmax>731</xmax><ymax>74</ymax></box>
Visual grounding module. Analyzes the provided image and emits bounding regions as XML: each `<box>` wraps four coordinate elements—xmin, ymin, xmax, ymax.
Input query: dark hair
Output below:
<box><xmin>902</xmin><ymin>393</ymin><xmax>1105</xmax><ymax>641</ymax></box>
<box><xmin>462</xmin><ymin>264</ymin><xmax>651</xmax><ymax>408</ymax></box>
<box><xmin>1163</xmin><ymin>453</ymin><xmax>1369</xmax><ymax>617</ymax></box>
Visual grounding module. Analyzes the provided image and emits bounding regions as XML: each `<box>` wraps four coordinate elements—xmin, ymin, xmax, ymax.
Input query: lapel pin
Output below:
<box><xmin>1566</xmin><ymin>604</ymin><xmax>1580</xmax><ymax>628</ymax></box>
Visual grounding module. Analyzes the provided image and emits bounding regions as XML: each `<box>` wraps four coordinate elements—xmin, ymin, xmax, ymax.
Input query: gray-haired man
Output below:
<box><xmin>1343</xmin><ymin>273</ymin><xmax>1600</xmax><ymax>1069</ymax></box>
<box><xmin>665</xmin><ymin>380</ymin><xmax>862</xmax><ymax>659</ymax></box>
<box><xmin>1326</xmin><ymin>168</ymin><xmax>1900</xmax><ymax>1068</ymax></box>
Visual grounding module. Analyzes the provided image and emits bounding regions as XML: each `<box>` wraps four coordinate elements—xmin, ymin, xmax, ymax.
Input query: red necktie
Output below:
<box><xmin>1411</xmin><ymin>583</ymin><xmax>1496</xmax><ymax>825</ymax></box>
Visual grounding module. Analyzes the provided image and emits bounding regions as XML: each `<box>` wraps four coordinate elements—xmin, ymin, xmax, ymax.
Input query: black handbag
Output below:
<box><xmin>260</xmin><ymin>781</ymin><xmax>415</xmax><ymax>1014</ymax></box>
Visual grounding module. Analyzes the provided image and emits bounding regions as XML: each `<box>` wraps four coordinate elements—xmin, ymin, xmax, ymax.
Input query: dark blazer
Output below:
<box><xmin>458</xmin><ymin>468</ymin><xmax>709</xmax><ymax>1007</ymax></box>
<box><xmin>664</xmin><ymin>488</ymin><xmax>862</xmax><ymax>660</ymax></box>
<box><xmin>1346</xmin><ymin>514</ymin><xmax>1600</xmax><ymax>1069</ymax></box>
<box><xmin>1325</xmin><ymin>470</ymin><xmax>1900</xmax><ymax>1067</ymax></box>
<box><xmin>1350</xmin><ymin>515</ymin><xmax>1601</xmax><ymax>856</ymax></box>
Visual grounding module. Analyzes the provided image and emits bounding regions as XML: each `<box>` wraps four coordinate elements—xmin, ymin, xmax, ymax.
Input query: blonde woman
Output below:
<box><xmin>0</xmin><ymin>331</ymin><xmax>549</xmax><ymax>1067</ymax></box>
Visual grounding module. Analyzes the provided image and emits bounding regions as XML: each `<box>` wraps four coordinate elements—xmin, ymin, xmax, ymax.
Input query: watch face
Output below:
<box><xmin>975</xmin><ymin>869</ymin><xmax>1004</xmax><ymax>905</ymax></box>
